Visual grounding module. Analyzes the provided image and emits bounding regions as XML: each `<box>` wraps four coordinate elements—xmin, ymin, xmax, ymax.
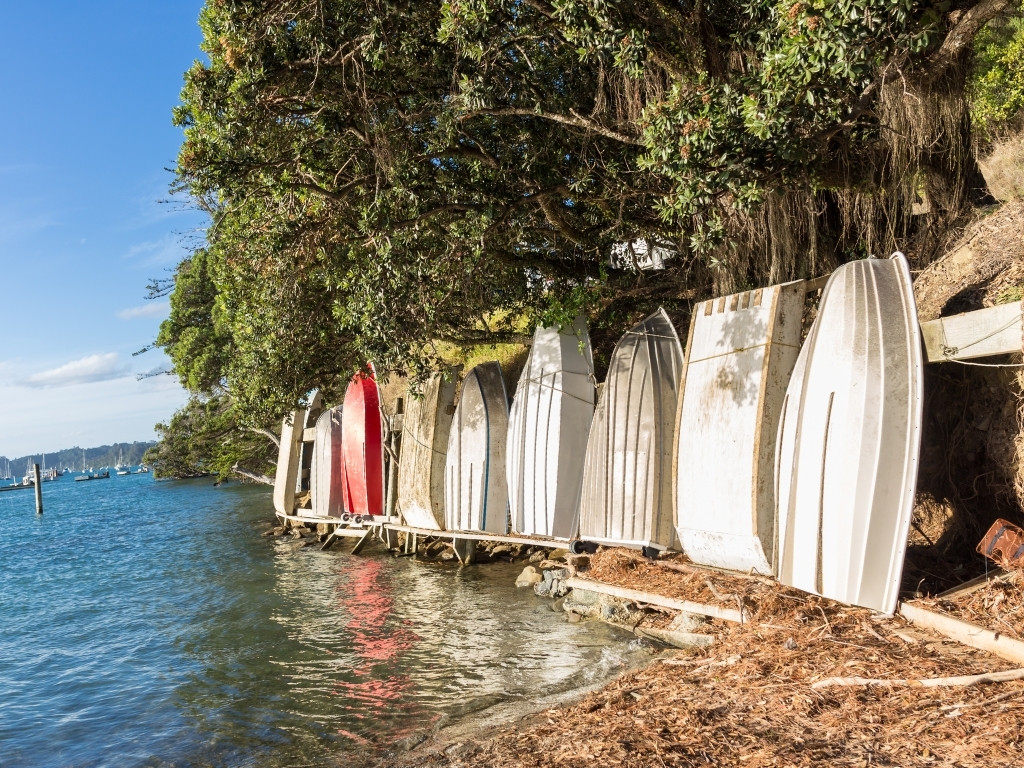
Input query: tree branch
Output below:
<box><xmin>231</xmin><ymin>463</ymin><xmax>274</xmax><ymax>485</ymax></box>
<box><xmin>927</xmin><ymin>0</ymin><xmax>1013</xmax><ymax>79</ymax></box>
<box><xmin>458</xmin><ymin>107</ymin><xmax>643</xmax><ymax>145</ymax></box>
<box><xmin>246</xmin><ymin>426</ymin><xmax>281</xmax><ymax>449</ymax></box>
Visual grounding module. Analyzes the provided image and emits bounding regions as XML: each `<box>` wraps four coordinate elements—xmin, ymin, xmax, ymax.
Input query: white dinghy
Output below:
<box><xmin>445</xmin><ymin>362</ymin><xmax>511</xmax><ymax>534</ymax></box>
<box><xmin>398</xmin><ymin>371</ymin><xmax>460</xmax><ymax>530</ymax></box>
<box><xmin>578</xmin><ymin>308</ymin><xmax>684</xmax><ymax>551</ymax></box>
<box><xmin>775</xmin><ymin>253</ymin><xmax>923</xmax><ymax>614</ymax></box>
<box><xmin>273</xmin><ymin>391</ymin><xmax>323</xmax><ymax>516</ymax></box>
<box><xmin>507</xmin><ymin>319</ymin><xmax>596</xmax><ymax>539</ymax></box>
<box><xmin>310</xmin><ymin>406</ymin><xmax>345</xmax><ymax>518</ymax></box>
<box><xmin>674</xmin><ymin>281</ymin><xmax>807</xmax><ymax>573</ymax></box>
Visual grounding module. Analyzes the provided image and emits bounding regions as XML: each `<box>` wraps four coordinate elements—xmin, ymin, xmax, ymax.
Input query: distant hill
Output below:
<box><xmin>0</xmin><ymin>442</ymin><xmax>156</xmax><ymax>478</ymax></box>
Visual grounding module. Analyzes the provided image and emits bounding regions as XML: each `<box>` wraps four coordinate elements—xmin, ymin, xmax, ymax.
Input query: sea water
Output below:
<box><xmin>0</xmin><ymin>474</ymin><xmax>642</xmax><ymax>767</ymax></box>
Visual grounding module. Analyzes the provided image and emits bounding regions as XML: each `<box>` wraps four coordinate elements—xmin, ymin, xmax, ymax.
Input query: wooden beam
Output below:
<box><xmin>350</xmin><ymin>528</ymin><xmax>374</xmax><ymax>555</ymax></box>
<box><xmin>382</xmin><ymin>523</ymin><xmax>568</xmax><ymax>549</ymax></box>
<box><xmin>921</xmin><ymin>303</ymin><xmax>1022</xmax><ymax>363</ymax></box>
<box><xmin>899</xmin><ymin>601</ymin><xmax>1024</xmax><ymax>665</ymax></box>
<box><xmin>565</xmin><ymin>577</ymin><xmax>748</xmax><ymax>624</ymax></box>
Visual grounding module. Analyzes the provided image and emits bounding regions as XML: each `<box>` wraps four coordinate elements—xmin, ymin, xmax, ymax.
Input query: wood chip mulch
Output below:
<box><xmin>393</xmin><ymin>549</ymin><xmax>1024</xmax><ymax>768</ymax></box>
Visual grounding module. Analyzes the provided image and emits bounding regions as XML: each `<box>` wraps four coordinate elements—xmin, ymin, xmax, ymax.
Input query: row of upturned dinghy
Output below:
<box><xmin>276</xmin><ymin>253</ymin><xmax>924</xmax><ymax>615</ymax></box>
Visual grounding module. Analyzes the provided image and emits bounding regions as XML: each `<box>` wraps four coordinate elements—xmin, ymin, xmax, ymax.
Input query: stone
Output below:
<box><xmin>534</xmin><ymin>580</ymin><xmax>552</xmax><ymax>598</ymax></box>
<box><xmin>529</xmin><ymin>551</ymin><xmax>545</xmax><ymax>563</ymax></box>
<box><xmin>566</xmin><ymin>611</ymin><xmax>583</xmax><ymax>623</ymax></box>
<box><xmin>635</xmin><ymin>626</ymin><xmax>714</xmax><ymax>649</ymax></box>
<box><xmin>515</xmin><ymin>566</ymin><xmax>543</xmax><ymax>588</ymax></box>
<box><xmin>568</xmin><ymin>588</ymin><xmax>600</xmax><ymax>606</ymax></box>
<box><xmin>668</xmin><ymin>611</ymin><xmax>708</xmax><ymax>633</ymax></box>
<box><xmin>439</xmin><ymin>551</ymin><xmax>457</xmax><ymax>562</ymax></box>
<box><xmin>271</xmin><ymin>526</ymin><xmax>286</xmax><ymax>537</ymax></box>
<box><xmin>548</xmin><ymin>548</ymin><xmax>570</xmax><ymax>560</ymax></box>
<box><xmin>550</xmin><ymin>578</ymin><xmax>570</xmax><ymax>599</ymax></box>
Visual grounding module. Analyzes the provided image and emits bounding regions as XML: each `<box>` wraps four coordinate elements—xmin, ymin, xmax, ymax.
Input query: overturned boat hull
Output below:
<box><xmin>398</xmin><ymin>371</ymin><xmax>460</xmax><ymax>530</ymax></box>
<box><xmin>310</xmin><ymin>406</ymin><xmax>345</xmax><ymax>519</ymax></box>
<box><xmin>507</xmin><ymin>320</ymin><xmax>596</xmax><ymax>539</ymax></box>
<box><xmin>342</xmin><ymin>370</ymin><xmax>385</xmax><ymax>518</ymax></box>
<box><xmin>775</xmin><ymin>254</ymin><xmax>923</xmax><ymax>614</ymax></box>
<box><xmin>445</xmin><ymin>362</ymin><xmax>510</xmax><ymax>534</ymax></box>
<box><xmin>674</xmin><ymin>281</ymin><xmax>806</xmax><ymax>574</ymax></box>
<box><xmin>272</xmin><ymin>391</ymin><xmax>322</xmax><ymax>516</ymax></box>
<box><xmin>579</xmin><ymin>308</ymin><xmax>684</xmax><ymax>550</ymax></box>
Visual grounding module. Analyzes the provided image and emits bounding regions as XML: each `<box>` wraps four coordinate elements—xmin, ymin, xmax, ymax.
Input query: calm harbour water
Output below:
<box><xmin>0</xmin><ymin>474</ymin><xmax>641</xmax><ymax>767</ymax></box>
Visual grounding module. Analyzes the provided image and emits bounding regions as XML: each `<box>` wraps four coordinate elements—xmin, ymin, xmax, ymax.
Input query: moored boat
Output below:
<box><xmin>273</xmin><ymin>391</ymin><xmax>323</xmax><ymax>517</ymax></box>
<box><xmin>774</xmin><ymin>253</ymin><xmax>923</xmax><ymax>614</ymax></box>
<box><xmin>578</xmin><ymin>308</ymin><xmax>684</xmax><ymax>552</ymax></box>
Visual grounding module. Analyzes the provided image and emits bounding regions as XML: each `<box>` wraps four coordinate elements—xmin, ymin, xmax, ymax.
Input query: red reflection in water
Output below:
<box><xmin>333</xmin><ymin>557</ymin><xmax>432</xmax><ymax>742</ymax></box>
<box><xmin>340</xmin><ymin>558</ymin><xmax>417</xmax><ymax>662</ymax></box>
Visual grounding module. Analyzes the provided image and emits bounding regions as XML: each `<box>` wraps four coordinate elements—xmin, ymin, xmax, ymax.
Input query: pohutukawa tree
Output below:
<box><xmin>164</xmin><ymin>0</ymin><xmax>1011</xmax><ymax>421</ymax></box>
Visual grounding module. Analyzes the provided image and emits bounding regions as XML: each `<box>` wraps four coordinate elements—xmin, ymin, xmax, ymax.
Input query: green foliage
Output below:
<box><xmin>971</xmin><ymin>2</ymin><xmax>1024</xmax><ymax>139</ymax></box>
<box><xmin>144</xmin><ymin>394</ymin><xmax>277</xmax><ymax>481</ymax></box>
<box><xmin>164</xmin><ymin>0</ymin><xmax>994</xmax><ymax>420</ymax></box>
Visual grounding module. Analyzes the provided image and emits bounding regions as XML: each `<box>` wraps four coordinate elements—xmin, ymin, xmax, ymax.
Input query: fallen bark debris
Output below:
<box><xmin>386</xmin><ymin>547</ymin><xmax>1024</xmax><ymax>768</ymax></box>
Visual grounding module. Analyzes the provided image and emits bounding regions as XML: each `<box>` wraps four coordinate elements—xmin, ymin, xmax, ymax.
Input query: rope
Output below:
<box><xmin>939</xmin><ymin>311</ymin><xmax>1023</xmax><ymax>359</ymax></box>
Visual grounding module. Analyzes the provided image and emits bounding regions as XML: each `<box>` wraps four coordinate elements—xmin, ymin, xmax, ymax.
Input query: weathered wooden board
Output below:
<box><xmin>900</xmin><ymin>602</ymin><xmax>1024</xmax><ymax>665</ymax></box>
<box><xmin>565</xmin><ymin>577</ymin><xmax>747</xmax><ymax>623</ymax></box>
<box><xmin>921</xmin><ymin>302</ymin><xmax>1022</xmax><ymax>362</ymax></box>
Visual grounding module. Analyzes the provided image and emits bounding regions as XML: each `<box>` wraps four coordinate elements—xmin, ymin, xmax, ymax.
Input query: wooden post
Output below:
<box><xmin>452</xmin><ymin>536</ymin><xmax>475</xmax><ymax>565</ymax></box>
<box><xmin>32</xmin><ymin>464</ymin><xmax>43</xmax><ymax>515</ymax></box>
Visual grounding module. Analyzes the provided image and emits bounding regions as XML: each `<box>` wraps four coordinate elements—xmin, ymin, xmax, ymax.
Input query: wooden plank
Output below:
<box><xmin>566</xmin><ymin>577</ymin><xmax>748</xmax><ymax>624</ymax></box>
<box><xmin>899</xmin><ymin>601</ymin><xmax>1024</xmax><ymax>665</ymax></box>
<box><xmin>383</xmin><ymin>523</ymin><xmax>568</xmax><ymax>549</ymax></box>
<box><xmin>936</xmin><ymin>569</ymin><xmax>1006</xmax><ymax>599</ymax></box>
<box><xmin>921</xmin><ymin>303</ymin><xmax>1022</xmax><ymax>363</ymax></box>
<box><xmin>350</xmin><ymin>528</ymin><xmax>375</xmax><ymax>555</ymax></box>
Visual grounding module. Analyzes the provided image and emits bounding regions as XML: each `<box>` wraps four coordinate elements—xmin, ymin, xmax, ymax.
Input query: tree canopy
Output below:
<box><xmin>160</xmin><ymin>0</ymin><xmax>1014</xmax><ymax>427</ymax></box>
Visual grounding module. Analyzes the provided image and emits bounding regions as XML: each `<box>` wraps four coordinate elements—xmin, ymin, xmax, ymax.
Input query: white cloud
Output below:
<box><xmin>117</xmin><ymin>300</ymin><xmax>169</xmax><ymax>320</ymax></box>
<box><xmin>22</xmin><ymin>353</ymin><xmax>131</xmax><ymax>388</ymax></box>
<box><xmin>123</xmin><ymin>233</ymin><xmax>192</xmax><ymax>268</ymax></box>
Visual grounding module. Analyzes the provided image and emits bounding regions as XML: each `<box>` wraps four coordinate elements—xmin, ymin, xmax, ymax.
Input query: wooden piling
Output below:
<box><xmin>32</xmin><ymin>464</ymin><xmax>43</xmax><ymax>515</ymax></box>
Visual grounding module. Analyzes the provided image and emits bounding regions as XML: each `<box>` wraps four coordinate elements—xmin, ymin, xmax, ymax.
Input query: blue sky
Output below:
<box><xmin>0</xmin><ymin>2</ymin><xmax>208</xmax><ymax>457</ymax></box>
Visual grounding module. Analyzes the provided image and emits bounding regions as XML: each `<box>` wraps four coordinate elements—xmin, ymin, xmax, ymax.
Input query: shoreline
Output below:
<box><xmin>376</xmin><ymin>548</ymin><xmax>1024</xmax><ymax>767</ymax></box>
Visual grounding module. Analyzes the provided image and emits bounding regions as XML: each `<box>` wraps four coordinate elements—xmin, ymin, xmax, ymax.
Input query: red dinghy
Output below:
<box><xmin>341</xmin><ymin>366</ymin><xmax>385</xmax><ymax>519</ymax></box>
